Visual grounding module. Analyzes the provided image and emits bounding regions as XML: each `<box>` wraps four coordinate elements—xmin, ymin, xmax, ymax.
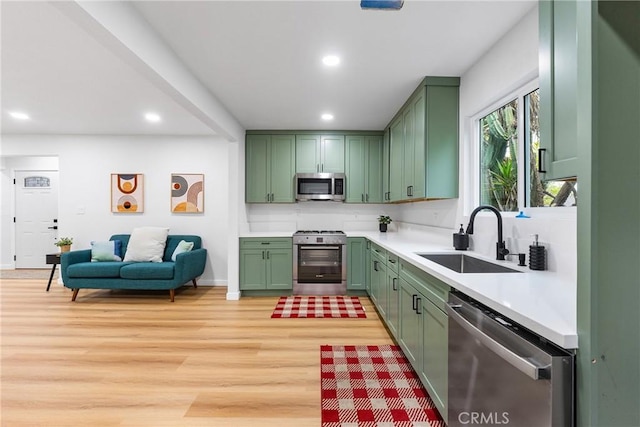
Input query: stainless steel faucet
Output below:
<box><xmin>465</xmin><ymin>205</ymin><xmax>510</xmax><ymax>260</ymax></box>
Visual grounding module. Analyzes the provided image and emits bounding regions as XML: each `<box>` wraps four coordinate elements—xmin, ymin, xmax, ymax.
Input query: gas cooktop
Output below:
<box><xmin>294</xmin><ymin>230</ymin><xmax>345</xmax><ymax>235</ymax></box>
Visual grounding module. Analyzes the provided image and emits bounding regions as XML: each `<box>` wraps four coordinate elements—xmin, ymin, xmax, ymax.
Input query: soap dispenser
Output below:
<box><xmin>453</xmin><ymin>224</ymin><xmax>469</xmax><ymax>251</ymax></box>
<box><xmin>529</xmin><ymin>234</ymin><xmax>546</xmax><ymax>270</ymax></box>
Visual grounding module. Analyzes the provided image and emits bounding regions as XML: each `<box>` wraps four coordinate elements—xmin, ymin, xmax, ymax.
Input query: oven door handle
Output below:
<box><xmin>298</xmin><ymin>246</ymin><xmax>341</xmax><ymax>250</ymax></box>
<box><xmin>446</xmin><ymin>303</ymin><xmax>547</xmax><ymax>380</ymax></box>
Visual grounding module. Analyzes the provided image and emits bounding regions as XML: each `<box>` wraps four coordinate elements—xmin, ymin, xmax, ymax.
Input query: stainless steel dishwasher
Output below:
<box><xmin>446</xmin><ymin>292</ymin><xmax>574</xmax><ymax>427</ymax></box>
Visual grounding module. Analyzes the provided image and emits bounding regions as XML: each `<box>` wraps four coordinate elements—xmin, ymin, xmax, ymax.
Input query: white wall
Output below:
<box><xmin>1</xmin><ymin>135</ymin><xmax>229</xmax><ymax>285</ymax></box>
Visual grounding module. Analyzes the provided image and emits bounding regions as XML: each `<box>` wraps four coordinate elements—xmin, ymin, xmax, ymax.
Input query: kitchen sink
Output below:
<box><xmin>417</xmin><ymin>253</ymin><xmax>521</xmax><ymax>274</ymax></box>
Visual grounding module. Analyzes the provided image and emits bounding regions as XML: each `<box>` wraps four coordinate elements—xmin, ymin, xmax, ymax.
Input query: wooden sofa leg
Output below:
<box><xmin>192</xmin><ymin>279</ymin><xmax>198</xmax><ymax>288</ymax></box>
<box><xmin>71</xmin><ymin>289</ymin><xmax>79</xmax><ymax>301</ymax></box>
<box><xmin>169</xmin><ymin>289</ymin><xmax>175</xmax><ymax>302</ymax></box>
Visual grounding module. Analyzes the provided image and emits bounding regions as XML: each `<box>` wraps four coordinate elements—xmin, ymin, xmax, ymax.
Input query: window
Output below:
<box><xmin>476</xmin><ymin>83</ymin><xmax>577</xmax><ymax>212</ymax></box>
<box><xmin>479</xmin><ymin>99</ymin><xmax>518</xmax><ymax>211</ymax></box>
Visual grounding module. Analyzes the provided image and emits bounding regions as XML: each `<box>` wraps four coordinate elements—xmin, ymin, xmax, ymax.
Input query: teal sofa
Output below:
<box><xmin>61</xmin><ymin>234</ymin><xmax>207</xmax><ymax>302</ymax></box>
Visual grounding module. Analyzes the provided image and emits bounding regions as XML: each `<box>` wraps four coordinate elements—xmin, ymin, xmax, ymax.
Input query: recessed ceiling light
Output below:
<box><xmin>321</xmin><ymin>113</ymin><xmax>334</xmax><ymax>121</ymax></box>
<box><xmin>322</xmin><ymin>55</ymin><xmax>340</xmax><ymax>66</ymax></box>
<box><xmin>144</xmin><ymin>112</ymin><xmax>161</xmax><ymax>123</ymax></box>
<box><xmin>9</xmin><ymin>111</ymin><xmax>30</xmax><ymax>120</ymax></box>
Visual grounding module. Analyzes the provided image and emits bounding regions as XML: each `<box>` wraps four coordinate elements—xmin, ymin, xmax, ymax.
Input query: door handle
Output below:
<box><xmin>412</xmin><ymin>294</ymin><xmax>418</xmax><ymax>311</ymax></box>
<box><xmin>262</xmin><ymin>251</ymin><xmax>265</xmax><ymax>259</ymax></box>
<box><xmin>373</xmin><ymin>260</ymin><xmax>379</xmax><ymax>272</ymax></box>
<box><xmin>361</xmin><ymin>194</ymin><xmax>364</xmax><ymax>202</ymax></box>
<box><xmin>366</xmin><ymin>194</ymin><xmax>369</xmax><ymax>202</ymax></box>
<box><xmin>48</xmin><ymin>226</ymin><xmax>58</xmax><ymax>230</ymax></box>
<box><xmin>392</xmin><ymin>277</ymin><xmax>397</xmax><ymax>291</ymax></box>
<box><xmin>266</xmin><ymin>251</ymin><xmax>270</xmax><ymax>260</ymax></box>
<box><xmin>416</xmin><ymin>297</ymin><xmax>422</xmax><ymax>314</ymax></box>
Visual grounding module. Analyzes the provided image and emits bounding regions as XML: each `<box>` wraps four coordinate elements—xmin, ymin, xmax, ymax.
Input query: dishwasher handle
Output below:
<box><xmin>446</xmin><ymin>303</ymin><xmax>548</xmax><ymax>380</ymax></box>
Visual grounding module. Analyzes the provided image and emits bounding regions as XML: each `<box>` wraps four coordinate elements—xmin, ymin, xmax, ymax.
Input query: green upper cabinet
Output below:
<box><xmin>387</xmin><ymin>77</ymin><xmax>460</xmax><ymax>202</ymax></box>
<box><xmin>539</xmin><ymin>0</ymin><xmax>578</xmax><ymax>180</ymax></box>
<box><xmin>295</xmin><ymin>134</ymin><xmax>345</xmax><ymax>173</ymax></box>
<box><xmin>246</xmin><ymin>134</ymin><xmax>295</xmax><ymax>203</ymax></box>
<box><xmin>382</xmin><ymin>128</ymin><xmax>391</xmax><ymax>202</ymax></box>
<box><xmin>389</xmin><ymin>116</ymin><xmax>405</xmax><ymax>202</ymax></box>
<box><xmin>345</xmin><ymin>135</ymin><xmax>383</xmax><ymax>203</ymax></box>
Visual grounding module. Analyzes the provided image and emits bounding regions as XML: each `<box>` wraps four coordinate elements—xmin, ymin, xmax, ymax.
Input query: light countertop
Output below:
<box><xmin>240</xmin><ymin>230</ymin><xmax>578</xmax><ymax>349</ymax></box>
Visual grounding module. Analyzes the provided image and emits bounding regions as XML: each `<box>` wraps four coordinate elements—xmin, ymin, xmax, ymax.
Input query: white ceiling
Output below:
<box><xmin>1</xmin><ymin>1</ymin><xmax>536</xmax><ymax>137</ymax></box>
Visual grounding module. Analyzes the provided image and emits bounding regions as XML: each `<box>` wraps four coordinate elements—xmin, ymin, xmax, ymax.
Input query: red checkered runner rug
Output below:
<box><xmin>321</xmin><ymin>345</ymin><xmax>445</xmax><ymax>427</ymax></box>
<box><xmin>270</xmin><ymin>296</ymin><xmax>366</xmax><ymax>318</ymax></box>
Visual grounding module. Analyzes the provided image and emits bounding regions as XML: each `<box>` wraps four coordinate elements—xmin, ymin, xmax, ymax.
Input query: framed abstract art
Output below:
<box><xmin>171</xmin><ymin>173</ymin><xmax>204</xmax><ymax>213</ymax></box>
<box><xmin>111</xmin><ymin>174</ymin><xmax>144</xmax><ymax>213</ymax></box>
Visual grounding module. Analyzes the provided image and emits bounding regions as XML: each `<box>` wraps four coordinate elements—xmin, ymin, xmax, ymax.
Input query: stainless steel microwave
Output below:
<box><xmin>295</xmin><ymin>173</ymin><xmax>345</xmax><ymax>202</ymax></box>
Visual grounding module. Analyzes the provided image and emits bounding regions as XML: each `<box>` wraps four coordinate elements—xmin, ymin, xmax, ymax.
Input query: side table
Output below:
<box><xmin>45</xmin><ymin>253</ymin><xmax>61</xmax><ymax>292</ymax></box>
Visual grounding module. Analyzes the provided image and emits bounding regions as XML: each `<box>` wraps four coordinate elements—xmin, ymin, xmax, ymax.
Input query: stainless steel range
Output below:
<box><xmin>292</xmin><ymin>230</ymin><xmax>347</xmax><ymax>295</ymax></box>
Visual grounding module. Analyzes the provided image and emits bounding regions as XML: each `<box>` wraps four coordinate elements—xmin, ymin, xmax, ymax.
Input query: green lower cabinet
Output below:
<box><xmin>398</xmin><ymin>277</ymin><xmax>423</xmax><ymax>367</ymax></box>
<box><xmin>239</xmin><ymin>238</ymin><xmax>292</xmax><ymax>291</ymax></box>
<box><xmin>397</xmin><ymin>263</ymin><xmax>449</xmax><ymax>422</ymax></box>
<box><xmin>239</xmin><ymin>249</ymin><xmax>268</xmax><ymax>290</ymax></box>
<box><xmin>347</xmin><ymin>238</ymin><xmax>367</xmax><ymax>291</ymax></box>
<box><xmin>386</xmin><ymin>268</ymin><xmax>400</xmax><ymax>337</ymax></box>
<box><xmin>421</xmin><ymin>296</ymin><xmax>448</xmax><ymax>423</ymax></box>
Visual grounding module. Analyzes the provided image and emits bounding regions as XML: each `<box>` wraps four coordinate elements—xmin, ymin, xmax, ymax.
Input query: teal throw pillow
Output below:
<box><xmin>91</xmin><ymin>240</ymin><xmax>123</xmax><ymax>262</ymax></box>
<box><xmin>171</xmin><ymin>240</ymin><xmax>194</xmax><ymax>261</ymax></box>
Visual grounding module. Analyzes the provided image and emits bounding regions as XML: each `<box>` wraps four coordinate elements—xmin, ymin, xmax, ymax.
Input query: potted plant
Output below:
<box><xmin>378</xmin><ymin>215</ymin><xmax>392</xmax><ymax>233</ymax></box>
<box><xmin>55</xmin><ymin>237</ymin><xmax>73</xmax><ymax>253</ymax></box>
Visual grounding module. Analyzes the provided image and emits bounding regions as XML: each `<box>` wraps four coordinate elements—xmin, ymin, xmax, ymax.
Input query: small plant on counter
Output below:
<box><xmin>378</xmin><ymin>215</ymin><xmax>392</xmax><ymax>232</ymax></box>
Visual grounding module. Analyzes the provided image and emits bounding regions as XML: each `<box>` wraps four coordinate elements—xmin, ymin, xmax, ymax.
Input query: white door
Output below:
<box><xmin>15</xmin><ymin>171</ymin><xmax>59</xmax><ymax>268</ymax></box>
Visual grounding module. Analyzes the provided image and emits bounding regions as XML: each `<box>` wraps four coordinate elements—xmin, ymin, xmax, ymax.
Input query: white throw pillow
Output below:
<box><xmin>123</xmin><ymin>227</ymin><xmax>169</xmax><ymax>263</ymax></box>
<box><xmin>171</xmin><ymin>240</ymin><xmax>194</xmax><ymax>262</ymax></box>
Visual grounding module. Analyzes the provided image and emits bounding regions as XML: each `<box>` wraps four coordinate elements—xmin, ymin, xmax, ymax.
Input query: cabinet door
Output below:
<box><xmin>266</xmin><ymin>248</ymin><xmax>293</xmax><ymax>290</ymax></box>
<box><xmin>269</xmin><ymin>135</ymin><xmax>296</xmax><ymax>203</ymax></box>
<box><xmin>382</xmin><ymin>128</ymin><xmax>391</xmax><ymax>202</ymax></box>
<box><xmin>366</xmin><ymin>136</ymin><xmax>383</xmax><ymax>203</ymax></box>
<box><xmin>245</xmin><ymin>135</ymin><xmax>270</xmax><ymax>203</ymax></box>
<box><xmin>539</xmin><ymin>0</ymin><xmax>578</xmax><ymax>179</ymax></box>
<box><xmin>398</xmin><ymin>278</ymin><xmax>422</xmax><ymax>367</ymax></box>
<box><xmin>411</xmin><ymin>90</ymin><xmax>426</xmax><ymax>199</ymax></box>
<box><xmin>421</xmin><ymin>296</ymin><xmax>448</xmax><ymax>420</ymax></box>
<box><xmin>295</xmin><ymin>135</ymin><xmax>321</xmax><ymax>173</ymax></box>
<box><xmin>239</xmin><ymin>249</ymin><xmax>267</xmax><ymax>290</ymax></box>
<box><xmin>386</xmin><ymin>269</ymin><xmax>400</xmax><ymax>338</ymax></box>
<box><xmin>425</xmin><ymin>85</ymin><xmax>459</xmax><ymax>199</ymax></box>
<box><xmin>389</xmin><ymin>117</ymin><xmax>404</xmax><ymax>202</ymax></box>
<box><xmin>375</xmin><ymin>259</ymin><xmax>388</xmax><ymax>320</ymax></box>
<box><xmin>347</xmin><ymin>238</ymin><xmax>367</xmax><ymax>290</ymax></box>
<box><xmin>345</xmin><ymin>136</ymin><xmax>367</xmax><ymax>203</ymax></box>
<box><xmin>321</xmin><ymin>135</ymin><xmax>345</xmax><ymax>173</ymax></box>
<box><xmin>402</xmin><ymin>104</ymin><xmax>415</xmax><ymax>199</ymax></box>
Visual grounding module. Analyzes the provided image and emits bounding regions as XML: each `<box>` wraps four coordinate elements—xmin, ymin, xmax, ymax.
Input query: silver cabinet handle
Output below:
<box><xmin>446</xmin><ymin>303</ymin><xmax>547</xmax><ymax>380</ymax></box>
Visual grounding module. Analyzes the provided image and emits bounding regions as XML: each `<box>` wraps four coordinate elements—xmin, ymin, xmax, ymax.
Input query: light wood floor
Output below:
<box><xmin>0</xmin><ymin>280</ymin><xmax>394</xmax><ymax>426</ymax></box>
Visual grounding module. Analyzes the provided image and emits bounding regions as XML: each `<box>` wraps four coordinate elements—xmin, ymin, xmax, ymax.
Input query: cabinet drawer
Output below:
<box><xmin>240</xmin><ymin>238</ymin><xmax>292</xmax><ymax>249</ymax></box>
<box><xmin>387</xmin><ymin>253</ymin><xmax>399</xmax><ymax>273</ymax></box>
<box><xmin>370</xmin><ymin>242</ymin><xmax>386</xmax><ymax>259</ymax></box>
<box><xmin>400</xmin><ymin>260</ymin><xmax>450</xmax><ymax>312</ymax></box>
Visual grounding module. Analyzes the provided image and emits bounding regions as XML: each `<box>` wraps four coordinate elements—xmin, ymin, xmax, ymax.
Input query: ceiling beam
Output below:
<box><xmin>52</xmin><ymin>0</ymin><xmax>244</xmax><ymax>142</ymax></box>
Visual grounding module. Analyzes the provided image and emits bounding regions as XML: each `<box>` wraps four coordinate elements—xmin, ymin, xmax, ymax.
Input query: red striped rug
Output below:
<box><xmin>321</xmin><ymin>345</ymin><xmax>445</xmax><ymax>426</ymax></box>
<box><xmin>271</xmin><ymin>296</ymin><xmax>366</xmax><ymax>318</ymax></box>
